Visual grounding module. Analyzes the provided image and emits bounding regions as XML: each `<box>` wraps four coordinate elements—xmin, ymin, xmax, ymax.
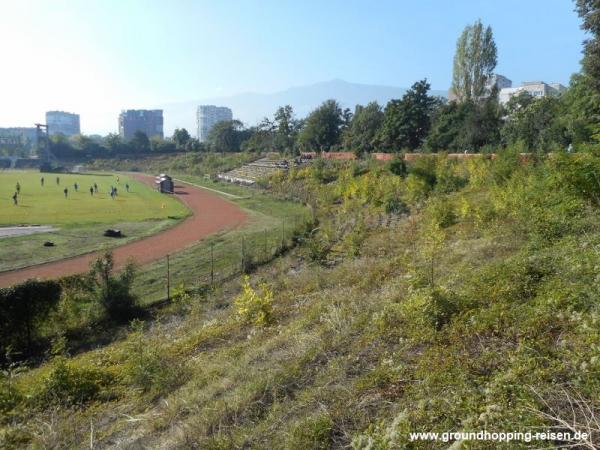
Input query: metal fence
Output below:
<box><xmin>144</xmin><ymin>213</ymin><xmax>311</xmax><ymax>303</ymax></box>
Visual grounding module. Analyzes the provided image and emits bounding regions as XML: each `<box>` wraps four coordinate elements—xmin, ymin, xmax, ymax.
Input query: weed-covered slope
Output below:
<box><xmin>3</xmin><ymin>151</ymin><xmax>600</xmax><ymax>449</ymax></box>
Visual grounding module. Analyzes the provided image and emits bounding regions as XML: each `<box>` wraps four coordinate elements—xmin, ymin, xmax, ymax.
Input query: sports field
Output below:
<box><xmin>0</xmin><ymin>171</ymin><xmax>188</xmax><ymax>225</ymax></box>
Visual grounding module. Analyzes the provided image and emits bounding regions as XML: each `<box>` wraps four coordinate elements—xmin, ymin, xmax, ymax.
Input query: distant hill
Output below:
<box><xmin>158</xmin><ymin>79</ymin><xmax>446</xmax><ymax>137</ymax></box>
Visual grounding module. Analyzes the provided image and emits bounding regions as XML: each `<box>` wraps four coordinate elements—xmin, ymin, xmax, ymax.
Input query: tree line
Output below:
<box><xmin>48</xmin><ymin>6</ymin><xmax>600</xmax><ymax>159</ymax></box>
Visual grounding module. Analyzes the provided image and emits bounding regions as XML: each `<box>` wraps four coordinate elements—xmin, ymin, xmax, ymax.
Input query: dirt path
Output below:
<box><xmin>0</xmin><ymin>174</ymin><xmax>247</xmax><ymax>287</ymax></box>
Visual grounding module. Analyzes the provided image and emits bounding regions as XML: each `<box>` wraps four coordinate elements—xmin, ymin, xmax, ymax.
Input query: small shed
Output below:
<box><xmin>155</xmin><ymin>173</ymin><xmax>174</xmax><ymax>193</ymax></box>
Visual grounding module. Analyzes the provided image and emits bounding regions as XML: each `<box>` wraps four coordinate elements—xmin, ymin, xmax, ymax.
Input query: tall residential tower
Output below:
<box><xmin>118</xmin><ymin>110</ymin><xmax>164</xmax><ymax>140</ymax></box>
<box><xmin>46</xmin><ymin>111</ymin><xmax>80</xmax><ymax>137</ymax></box>
<box><xmin>197</xmin><ymin>105</ymin><xmax>232</xmax><ymax>142</ymax></box>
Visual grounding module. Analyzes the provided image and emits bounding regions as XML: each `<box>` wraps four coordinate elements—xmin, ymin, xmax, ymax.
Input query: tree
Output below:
<box><xmin>559</xmin><ymin>73</ymin><xmax>600</xmax><ymax>144</ymax></box>
<box><xmin>49</xmin><ymin>134</ymin><xmax>78</xmax><ymax>158</ymax></box>
<box><xmin>503</xmin><ymin>91</ymin><xmax>535</xmax><ymax>115</ymax></box>
<box><xmin>89</xmin><ymin>252</ymin><xmax>137</xmax><ymax>320</ymax></box>
<box><xmin>273</xmin><ymin>105</ymin><xmax>299</xmax><ymax>152</ymax></box>
<box><xmin>341</xmin><ymin>102</ymin><xmax>384</xmax><ymax>155</ymax></box>
<box><xmin>426</xmin><ymin>97</ymin><xmax>502</xmax><ymax>152</ymax></box>
<box><xmin>172</xmin><ymin>128</ymin><xmax>191</xmax><ymax>150</ymax></box>
<box><xmin>576</xmin><ymin>0</ymin><xmax>600</xmax><ymax>93</ymax></box>
<box><xmin>207</xmin><ymin>120</ymin><xmax>250</xmax><ymax>152</ymax></box>
<box><xmin>501</xmin><ymin>96</ymin><xmax>567</xmax><ymax>152</ymax></box>
<box><xmin>297</xmin><ymin>99</ymin><xmax>344</xmax><ymax>152</ymax></box>
<box><xmin>376</xmin><ymin>80</ymin><xmax>441</xmax><ymax>151</ymax></box>
<box><xmin>130</xmin><ymin>131</ymin><xmax>150</xmax><ymax>153</ymax></box>
<box><xmin>150</xmin><ymin>136</ymin><xmax>176</xmax><ymax>153</ymax></box>
<box><xmin>185</xmin><ymin>137</ymin><xmax>205</xmax><ymax>152</ymax></box>
<box><xmin>105</xmin><ymin>133</ymin><xmax>123</xmax><ymax>154</ymax></box>
<box><xmin>451</xmin><ymin>20</ymin><xmax>497</xmax><ymax>102</ymax></box>
<box><xmin>69</xmin><ymin>134</ymin><xmax>105</xmax><ymax>157</ymax></box>
<box><xmin>241</xmin><ymin>118</ymin><xmax>276</xmax><ymax>152</ymax></box>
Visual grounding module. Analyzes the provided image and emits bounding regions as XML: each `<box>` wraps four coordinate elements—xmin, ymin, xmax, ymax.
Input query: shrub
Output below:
<box><xmin>490</xmin><ymin>144</ymin><xmax>525</xmax><ymax>184</ymax></box>
<box><xmin>89</xmin><ymin>252</ymin><xmax>138</xmax><ymax>321</ymax></box>
<box><xmin>424</xmin><ymin>197</ymin><xmax>457</xmax><ymax>228</ymax></box>
<box><xmin>34</xmin><ymin>357</ymin><xmax>111</xmax><ymax>407</ymax></box>
<box><xmin>388</xmin><ymin>157</ymin><xmax>407</xmax><ymax>177</ymax></box>
<box><xmin>408</xmin><ymin>156</ymin><xmax>437</xmax><ymax>187</ymax></box>
<box><xmin>172</xmin><ymin>282</ymin><xmax>192</xmax><ymax>303</ymax></box>
<box><xmin>124</xmin><ymin>320</ymin><xmax>186</xmax><ymax>395</ymax></box>
<box><xmin>434</xmin><ymin>154</ymin><xmax>467</xmax><ymax>193</ymax></box>
<box><xmin>403</xmin><ymin>174</ymin><xmax>431</xmax><ymax>205</ymax></box>
<box><xmin>549</xmin><ymin>152</ymin><xmax>600</xmax><ymax>204</ymax></box>
<box><xmin>384</xmin><ymin>196</ymin><xmax>409</xmax><ymax>215</ymax></box>
<box><xmin>0</xmin><ymin>351</ymin><xmax>24</xmax><ymax>414</ymax></box>
<box><xmin>234</xmin><ymin>275</ymin><xmax>274</xmax><ymax>326</ymax></box>
<box><xmin>288</xmin><ymin>413</ymin><xmax>334</xmax><ymax>450</ymax></box>
<box><xmin>304</xmin><ymin>227</ymin><xmax>333</xmax><ymax>264</ymax></box>
<box><xmin>0</xmin><ymin>279</ymin><xmax>62</xmax><ymax>355</ymax></box>
<box><xmin>344</xmin><ymin>218</ymin><xmax>367</xmax><ymax>257</ymax></box>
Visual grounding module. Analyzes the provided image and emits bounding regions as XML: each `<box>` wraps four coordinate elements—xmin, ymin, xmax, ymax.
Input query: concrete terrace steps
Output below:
<box><xmin>217</xmin><ymin>157</ymin><xmax>309</xmax><ymax>185</ymax></box>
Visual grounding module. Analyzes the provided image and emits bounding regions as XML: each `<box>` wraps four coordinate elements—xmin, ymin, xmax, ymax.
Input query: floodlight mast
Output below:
<box><xmin>34</xmin><ymin>123</ymin><xmax>50</xmax><ymax>162</ymax></box>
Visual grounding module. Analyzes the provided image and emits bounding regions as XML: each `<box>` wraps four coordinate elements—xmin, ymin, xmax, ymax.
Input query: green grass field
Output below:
<box><xmin>0</xmin><ymin>171</ymin><xmax>188</xmax><ymax>225</ymax></box>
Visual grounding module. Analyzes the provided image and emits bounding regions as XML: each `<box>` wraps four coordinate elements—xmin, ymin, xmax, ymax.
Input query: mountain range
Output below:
<box><xmin>158</xmin><ymin>79</ymin><xmax>447</xmax><ymax>136</ymax></box>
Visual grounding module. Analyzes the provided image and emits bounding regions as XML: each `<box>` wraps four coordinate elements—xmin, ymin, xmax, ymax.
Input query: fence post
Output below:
<box><xmin>241</xmin><ymin>236</ymin><xmax>245</xmax><ymax>273</ymax></box>
<box><xmin>166</xmin><ymin>254</ymin><xmax>170</xmax><ymax>302</ymax></box>
<box><xmin>210</xmin><ymin>242</ymin><xmax>214</xmax><ymax>285</ymax></box>
<box><xmin>282</xmin><ymin>218</ymin><xmax>285</xmax><ymax>250</ymax></box>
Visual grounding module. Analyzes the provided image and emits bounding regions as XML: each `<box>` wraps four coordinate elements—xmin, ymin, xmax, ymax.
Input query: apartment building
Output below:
<box><xmin>118</xmin><ymin>109</ymin><xmax>164</xmax><ymax>140</ymax></box>
<box><xmin>197</xmin><ymin>105</ymin><xmax>233</xmax><ymax>142</ymax></box>
<box><xmin>46</xmin><ymin>111</ymin><xmax>80</xmax><ymax>137</ymax></box>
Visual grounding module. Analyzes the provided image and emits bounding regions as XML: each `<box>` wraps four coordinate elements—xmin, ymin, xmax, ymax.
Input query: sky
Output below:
<box><xmin>0</xmin><ymin>0</ymin><xmax>587</xmax><ymax>135</ymax></box>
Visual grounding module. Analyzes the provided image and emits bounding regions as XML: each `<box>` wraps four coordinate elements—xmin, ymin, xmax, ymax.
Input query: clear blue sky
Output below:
<box><xmin>0</xmin><ymin>0</ymin><xmax>586</xmax><ymax>134</ymax></box>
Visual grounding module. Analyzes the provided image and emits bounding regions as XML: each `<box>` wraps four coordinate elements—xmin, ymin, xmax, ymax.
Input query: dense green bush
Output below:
<box><xmin>407</xmin><ymin>156</ymin><xmax>437</xmax><ymax>187</ymax></box>
<box><xmin>549</xmin><ymin>151</ymin><xmax>600</xmax><ymax>203</ymax></box>
<box><xmin>0</xmin><ymin>280</ymin><xmax>62</xmax><ymax>356</ymax></box>
<box><xmin>34</xmin><ymin>357</ymin><xmax>111</xmax><ymax>407</ymax></box>
<box><xmin>387</xmin><ymin>157</ymin><xmax>407</xmax><ymax>177</ymax></box>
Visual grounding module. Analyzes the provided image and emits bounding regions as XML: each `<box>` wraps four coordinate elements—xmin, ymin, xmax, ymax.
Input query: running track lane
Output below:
<box><xmin>0</xmin><ymin>174</ymin><xmax>247</xmax><ymax>287</ymax></box>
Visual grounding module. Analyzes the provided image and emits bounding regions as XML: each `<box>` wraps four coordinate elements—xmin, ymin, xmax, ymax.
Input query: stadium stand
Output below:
<box><xmin>217</xmin><ymin>156</ymin><xmax>311</xmax><ymax>185</ymax></box>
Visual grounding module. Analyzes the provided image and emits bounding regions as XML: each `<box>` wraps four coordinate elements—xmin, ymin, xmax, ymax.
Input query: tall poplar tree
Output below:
<box><xmin>451</xmin><ymin>20</ymin><xmax>497</xmax><ymax>102</ymax></box>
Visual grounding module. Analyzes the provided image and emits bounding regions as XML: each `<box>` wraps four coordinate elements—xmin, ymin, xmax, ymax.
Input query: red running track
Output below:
<box><xmin>0</xmin><ymin>174</ymin><xmax>247</xmax><ymax>287</ymax></box>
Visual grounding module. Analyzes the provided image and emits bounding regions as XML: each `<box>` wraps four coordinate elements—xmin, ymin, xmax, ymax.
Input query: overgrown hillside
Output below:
<box><xmin>3</xmin><ymin>150</ymin><xmax>600</xmax><ymax>449</ymax></box>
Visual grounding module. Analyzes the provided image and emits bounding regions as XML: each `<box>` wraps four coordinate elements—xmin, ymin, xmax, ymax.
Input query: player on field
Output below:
<box><xmin>15</xmin><ymin>182</ymin><xmax>20</xmax><ymax>194</ymax></box>
<box><xmin>12</xmin><ymin>192</ymin><xmax>17</xmax><ymax>205</ymax></box>
<box><xmin>63</xmin><ymin>187</ymin><xmax>68</xmax><ymax>198</ymax></box>
<box><xmin>90</xmin><ymin>186</ymin><xmax>94</xmax><ymax>196</ymax></box>
<box><xmin>40</xmin><ymin>177</ymin><xmax>44</xmax><ymax>186</ymax></box>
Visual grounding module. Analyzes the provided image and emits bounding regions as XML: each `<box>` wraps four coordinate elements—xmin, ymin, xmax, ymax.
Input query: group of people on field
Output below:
<box><xmin>11</xmin><ymin>176</ymin><xmax>130</xmax><ymax>205</ymax></box>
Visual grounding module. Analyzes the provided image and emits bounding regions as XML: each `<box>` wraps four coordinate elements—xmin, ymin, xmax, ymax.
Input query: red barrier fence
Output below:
<box><xmin>321</xmin><ymin>152</ymin><xmax>357</xmax><ymax>160</ymax></box>
<box><xmin>302</xmin><ymin>151</ymin><xmax>532</xmax><ymax>163</ymax></box>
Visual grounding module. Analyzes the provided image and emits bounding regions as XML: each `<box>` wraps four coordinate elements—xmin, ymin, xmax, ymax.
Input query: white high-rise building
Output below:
<box><xmin>46</xmin><ymin>111</ymin><xmax>80</xmax><ymax>137</ymax></box>
<box><xmin>197</xmin><ymin>105</ymin><xmax>233</xmax><ymax>142</ymax></box>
